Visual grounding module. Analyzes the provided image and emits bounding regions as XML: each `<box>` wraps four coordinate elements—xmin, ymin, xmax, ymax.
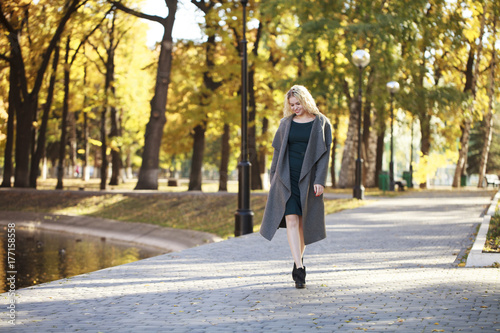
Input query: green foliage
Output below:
<box><xmin>485</xmin><ymin>207</ymin><xmax>500</xmax><ymax>253</ymax></box>
<box><xmin>1</xmin><ymin>0</ymin><xmax>500</xmax><ymax>187</ymax></box>
<box><xmin>467</xmin><ymin>112</ymin><xmax>500</xmax><ymax>174</ymax></box>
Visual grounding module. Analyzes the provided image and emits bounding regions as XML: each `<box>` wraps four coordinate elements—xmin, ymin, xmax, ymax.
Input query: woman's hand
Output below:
<box><xmin>314</xmin><ymin>184</ymin><xmax>324</xmax><ymax>197</ymax></box>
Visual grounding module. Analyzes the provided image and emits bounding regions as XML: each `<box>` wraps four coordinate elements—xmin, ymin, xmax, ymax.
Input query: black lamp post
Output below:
<box><xmin>352</xmin><ymin>50</ymin><xmax>370</xmax><ymax>200</ymax></box>
<box><xmin>234</xmin><ymin>0</ymin><xmax>253</xmax><ymax>236</ymax></box>
<box><xmin>386</xmin><ymin>81</ymin><xmax>400</xmax><ymax>192</ymax></box>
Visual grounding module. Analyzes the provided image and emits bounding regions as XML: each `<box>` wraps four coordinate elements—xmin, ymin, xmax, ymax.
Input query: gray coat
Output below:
<box><xmin>260</xmin><ymin>113</ymin><xmax>332</xmax><ymax>245</ymax></box>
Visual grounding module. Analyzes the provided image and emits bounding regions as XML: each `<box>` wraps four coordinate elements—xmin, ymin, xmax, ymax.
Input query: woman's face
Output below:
<box><xmin>289</xmin><ymin>96</ymin><xmax>305</xmax><ymax>117</ymax></box>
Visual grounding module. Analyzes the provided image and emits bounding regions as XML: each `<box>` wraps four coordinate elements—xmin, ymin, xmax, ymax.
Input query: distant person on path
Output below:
<box><xmin>260</xmin><ymin>85</ymin><xmax>332</xmax><ymax>289</ymax></box>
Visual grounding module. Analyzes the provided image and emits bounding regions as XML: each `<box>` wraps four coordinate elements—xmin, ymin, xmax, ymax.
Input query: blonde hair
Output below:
<box><xmin>283</xmin><ymin>85</ymin><xmax>320</xmax><ymax>117</ymax></box>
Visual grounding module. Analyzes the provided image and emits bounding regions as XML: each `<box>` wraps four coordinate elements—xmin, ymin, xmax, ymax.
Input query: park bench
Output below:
<box><xmin>484</xmin><ymin>174</ymin><xmax>500</xmax><ymax>187</ymax></box>
<box><xmin>394</xmin><ymin>179</ymin><xmax>407</xmax><ymax>191</ymax></box>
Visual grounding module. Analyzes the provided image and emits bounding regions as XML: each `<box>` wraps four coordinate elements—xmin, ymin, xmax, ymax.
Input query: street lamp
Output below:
<box><xmin>352</xmin><ymin>49</ymin><xmax>370</xmax><ymax>200</ymax></box>
<box><xmin>386</xmin><ymin>81</ymin><xmax>400</xmax><ymax>191</ymax></box>
<box><xmin>234</xmin><ymin>0</ymin><xmax>253</xmax><ymax>236</ymax></box>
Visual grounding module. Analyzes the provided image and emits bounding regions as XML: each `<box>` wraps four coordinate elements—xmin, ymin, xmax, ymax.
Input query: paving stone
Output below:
<box><xmin>1</xmin><ymin>190</ymin><xmax>499</xmax><ymax>332</ymax></box>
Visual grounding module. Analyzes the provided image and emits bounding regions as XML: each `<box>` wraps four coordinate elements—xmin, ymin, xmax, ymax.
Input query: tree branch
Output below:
<box><xmin>87</xmin><ymin>54</ymin><xmax>105</xmax><ymax>75</ymax></box>
<box><xmin>252</xmin><ymin>21</ymin><xmax>262</xmax><ymax>56</ymax></box>
<box><xmin>191</xmin><ymin>0</ymin><xmax>210</xmax><ymax>14</ymax></box>
<box><xmin>0</xmin><ymin>3</ymin><xmax>15</xmax><ymax>33</ymax></box>
<box><xmin>32</xmin><ymin>0</ymin><xmax>88</xmax><ymax>97</ymax></box>
<box><xmin>113</xmin><ymin>25</ymin><xmax>132</xmax><ymax>52</ymax></box>
<box><xmin>109</xmin><ymin>0</ymin><xmax>165</xmax><ymax>25</ymax></box>
<box><xmin>70</xmin><ymin>9</ymin><xmax>112</xmax><ymax>65</ymax></box>
<box><xmin>0</xmin><ymin>53</ymin><xmax>10</xmax><ymax>62</ymax></box>
<box><xmin>342</xmin><ymin>78</ymin><xmax>352</xmax><ymax>102</ymax></box>
<box><xmin>87</xmin><ymin>39</ymin><xmax>106</xmax><ymax>66</ymax></box>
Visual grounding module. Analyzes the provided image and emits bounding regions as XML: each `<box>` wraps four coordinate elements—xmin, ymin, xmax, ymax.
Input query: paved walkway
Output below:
<box><xmin>3</xmin><ymin>190</ymin><xmax>500</xmax><ymax>332</ymax></box>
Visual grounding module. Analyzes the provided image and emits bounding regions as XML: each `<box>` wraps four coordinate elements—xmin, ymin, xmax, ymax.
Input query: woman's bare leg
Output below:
<box><xmin>286</xmin><ymin>214</ymin><xmax>303</xmax><ymax>269</ymax></box>
<box><xmin>299</xmin><ymin>216</ymin><xmax>305</xmax><ymax>259</ymax></box>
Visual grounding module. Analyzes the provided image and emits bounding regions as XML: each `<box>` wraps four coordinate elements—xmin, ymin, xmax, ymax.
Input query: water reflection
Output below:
<box><xmin>0</xmin><ymin>226</ymin><xmax>166</xmax><ymax>292</ymax></box>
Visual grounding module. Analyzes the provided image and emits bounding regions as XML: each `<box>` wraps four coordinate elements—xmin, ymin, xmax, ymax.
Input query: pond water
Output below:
<box><xmin>0</xmin><ymin>226</ymin><xmax>166</xmax><ymax>293</ymax></box>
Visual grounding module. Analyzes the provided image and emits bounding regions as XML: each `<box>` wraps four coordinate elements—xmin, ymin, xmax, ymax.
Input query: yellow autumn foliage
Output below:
<box><xmin>413</xmin><ymin>150</ymin><xmax>459</xmax><ymax>185</ymax></box>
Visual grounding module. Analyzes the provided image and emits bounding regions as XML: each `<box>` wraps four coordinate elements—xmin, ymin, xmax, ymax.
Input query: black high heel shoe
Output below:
<box><xmin>295</xmin><ymin>267</ymin><xmax>306</xmax><ymax>289</ymax></box>
<box><xmin>292</xmin><ymin>258</ymin><xmax>304</xmax><ymax>282</ymax></box>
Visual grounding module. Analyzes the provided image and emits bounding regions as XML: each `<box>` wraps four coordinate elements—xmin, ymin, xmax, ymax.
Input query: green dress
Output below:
<box><xmin>284</xmin><ymin>120</ymin><xmax>314</xmax><ymax>216</ymax></box>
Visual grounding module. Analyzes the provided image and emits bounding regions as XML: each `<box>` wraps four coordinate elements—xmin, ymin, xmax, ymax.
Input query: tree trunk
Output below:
<box><xmin>375</xmin><ymin>121</ymin><xmax>386</xmax><ymax>188</ymax></box>
<box><xmin>248</xmin><ymin>66</ymin><xmax>262</xmax><ymax>190</ymax></box>
<box><xmin>218</xmin><ymin>123</ymin><xmax>230</xmax><ymax>192</ymax></box>
<box><xmin>68</xmin><ymin>109</ymin><xmax>77</xmax><ymax>171</ymax></box>
<box><xmin>186</xmin><ymin>2</ymin><xmax>222</xmax><ymax>189</ymax></box>
<box><xmin>362</xmin><ymin>70</ymin><xmax>376</xmax><ymax>187</ymax></box>
<box><xmin>364</xmin><ymin>121</ymin><xmax>378</xmax><ymax>188</ymax></box>
<box><xmin>330</xmin><ymin>115</ymin><xmax>338</xmax><ymax>188</ymax></box>
<box><xmin>452</xmin><ymin>10</ymin><xmax>486</xmax><ymax>188</ymax></box>
<box><xmin>188</xmin><ymin>123</ymin><xmax>206</xmax><ymax>191</ymax></box>
<box><xmin>125</xmin><ymin>150</ymin><xmax>132</xmax><ymax>179</ymax></box>
<box><xmin>248</xmin><ymin>22</ymin><xmax>263</xmax><ymax>190</ymax></box>
<box><xmin>100</xmin><ymin>105</ymin><xmax>108</xmax><ymax>190</ymax></box>
<box><xmin>0</xmin><ymin>64</ymin><xmax>16</xmax><ymax>188</ymax></box>
<box><xmin>452</xmin><ymin>120</ymin><xmax>471</xmax><ymax>187</ymax></box>
<box><xmin>82</xmin><ymin>110</ymin><xmax>90</xmax><ymax>181</ymax></box>
<box><xmin>2</xmin><ymin>0</ymin><xmax>83</xmax><ymax>188</ymax></box>
<box><xmin>477</xmin><ymin>15</ymin><xmax>497</xmax><ymax>188</ymax></box>
<box><xmin>14</xmin><ymin>96</ymin><xmax>37</xmax><ymax>188</ymax></box>
<box><xmin>415</xmin><ymin>41</ymin><xmax>430</xmax><ymax>189</ymax></box>
<box><xmin>109</xmin><ymin>112</ymin><xmax>122</xmax><ymax>185</ymax></box>
<box><xmin>107</xmin><ymin>22</ymin><xmax>122</xmax><ymax>186</ymax></box>
<box><xmin>104</xmin><ymin>12</ymin><xmax>121</xmax><ymax>186</ymax></box>
<box><xmin>30</xmin><ymin>45</ymin><xmax>60</xmax><ymax>188</ymax></box>
<box><xmin>82</xmin><ymin>61</ymin><xmax>90</xmax><ymax>181</ymax></box>
<box><xmin>56</xmin><ymin>38</ymin><xmax>71</xmax><ymax>190</ymax></box>
<box><xmin>419</xmin><ymin>113</ymin><xmax>431</xmax><ymax>188</ymax></box>
<box><xmin>338</xmin><ymin>81</ymin><xmax>358</xmax><ymax>188</ymax></box>
<box><xmin>186</xmin><ymin>27</ymin><xmax>221</xmax><ymax>190</ymax></box>
<box><xmin>11</xmin><ymin>35</ymin><xmax>37</xmax><ymax>188</ymax></box>
<box><xmin>131</xmin><ymin>1</ymin><xmax>177</xmax><ymax>190</ymax></box>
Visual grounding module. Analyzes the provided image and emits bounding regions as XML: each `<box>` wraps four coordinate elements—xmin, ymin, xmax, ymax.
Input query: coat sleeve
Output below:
<box><xmin>269</xmin><ymin>149</ymin><xmax>279</xmax><ymax>182</ymax></box>
<box><xmin>269</xmin><ymin>120</ymin><xmax>284</xmax><ymax>182</ymax></box>
<box><xmin>314</xmin><ymin>120</ymin><xmax>332</xmax><ymax>186</ymax></box>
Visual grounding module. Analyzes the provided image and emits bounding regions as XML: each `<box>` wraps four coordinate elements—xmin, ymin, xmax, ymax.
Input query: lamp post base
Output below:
<box><xmin>353</xmin><ymin>157</ymin><xmax>364</xmax><ymax>200</ymax></box>
<box><xmin>235</xmin><ymin>161</ymin><xmax>253</xmax><ymax>236</ymax></box>
<box><xmin>389</xmin><ymin>161</ymin><xmax>395</xmax><ymax>191</ymax></box>
<box><xmin>408</xmin><ymin>165</ymin><xmax>413</xmax><ymax>188</ymax></box>
<box><xmin>235</xmin><ymin>209</ymin><xmax>254</xmax><ymax>236</ymax></box>
<box><xmin>353</xmin><ymin>185</ymin><xmax>365</xmax><ymax>200</ymax></box>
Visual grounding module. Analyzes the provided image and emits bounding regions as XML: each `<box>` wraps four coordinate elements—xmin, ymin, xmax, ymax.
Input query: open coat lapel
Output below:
<box><xmin>272</xmin><ymin>116</ymin><xmax>293</xmax><ymax>192</ymax></box>
<box><xmin>300</xmin><ymin>116</ymin><xmax>330</xmax><ymax>182</ymax></box>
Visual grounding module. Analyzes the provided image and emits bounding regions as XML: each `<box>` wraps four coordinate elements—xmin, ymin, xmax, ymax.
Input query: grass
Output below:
<box><xmin>34</xmin><ymin>177</ymin><xmax>237</xmax><ymax>193</ymax></box>
<box><xmin>484</xmin><ymin>204</ymin><xmax>500</xmax><ymax>253</ymax></box>
<box><xmin>0</xmin><ymin>183</ymin><xmax>366</xmax><ymax>239</ymax></box>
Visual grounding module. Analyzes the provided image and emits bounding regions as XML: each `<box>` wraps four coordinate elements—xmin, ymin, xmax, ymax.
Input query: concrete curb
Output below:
<box><xmin>0</xmin><ymin>211</ymin><xmax>223</xmax><ymax>253</ymax></box>
<box><xmin>466</xmin><ymin>190</ymin><xmax>500</xmax><ymax>267</ymax></box>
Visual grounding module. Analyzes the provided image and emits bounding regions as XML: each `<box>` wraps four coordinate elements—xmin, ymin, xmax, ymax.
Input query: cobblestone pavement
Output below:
<box><xmin>2</xmin><ymin>190</ymin><xmax>499</xmax><ymax>332</ymax></box>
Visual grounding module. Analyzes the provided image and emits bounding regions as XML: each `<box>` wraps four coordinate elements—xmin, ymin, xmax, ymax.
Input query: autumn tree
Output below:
<box><xmin>111</xmin><ymin>0</ymin><xmax>178</xmax><ymax>190</ymax></box>
<box><xmin>451</xmin><ymin>1</ymin><xmax>488</xmax><ymax>187</ymax></box>
<box><xmin>475</xmin><ymin>1</ymin><xmax>498</xmax><ymax>187</ymax></box>
<box><xmin>0</xmin><ymin>0</ymin><xmax>90</xmax><ymax>187</ymax></box>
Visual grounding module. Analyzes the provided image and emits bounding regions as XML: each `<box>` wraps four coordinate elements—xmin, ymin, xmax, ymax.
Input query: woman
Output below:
<box><xmin>260</xmin><ymin>85</ymin><xmax>332</xmax><ymax>289</ymax></box>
